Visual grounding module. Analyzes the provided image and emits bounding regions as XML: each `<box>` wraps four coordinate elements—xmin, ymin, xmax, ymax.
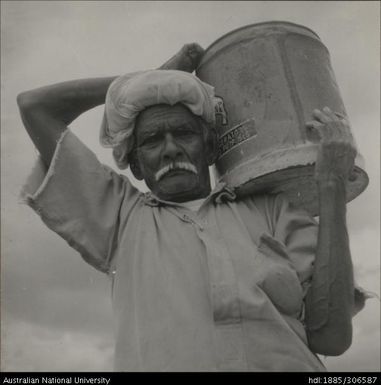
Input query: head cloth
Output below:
<box><xmin>100</xmin><ymin>70</ymin><xmax>225</xmax><ymax>169</ymax></box>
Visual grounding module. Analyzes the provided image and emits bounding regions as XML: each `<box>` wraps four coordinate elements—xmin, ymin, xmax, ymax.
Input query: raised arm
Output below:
<box><xmin>17</xmin><ymin>77</ymin><xmax>117</xmax><ymax>166</ymax></box>
<box><xmin>304</xmin><ymin>107</ymin><xmax>357</xmax><ymax>356</ymax></box>
<box><xmin>17</xmin><ymin>43</ymin><xmax>204</xmax><ymax>167</ymax></box>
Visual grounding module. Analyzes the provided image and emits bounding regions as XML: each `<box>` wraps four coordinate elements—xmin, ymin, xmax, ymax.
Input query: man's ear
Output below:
<box><xmin>129</xmin><ymin>150</ymin><xmax>144</xmax><ymax>180</ymax></box>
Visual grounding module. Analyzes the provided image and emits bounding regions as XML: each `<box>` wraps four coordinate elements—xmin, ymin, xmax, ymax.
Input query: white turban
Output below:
<box><xmin>100</xmin><ymin>70</ymin><xmax>224</xmax><ymax>169</ymax></box>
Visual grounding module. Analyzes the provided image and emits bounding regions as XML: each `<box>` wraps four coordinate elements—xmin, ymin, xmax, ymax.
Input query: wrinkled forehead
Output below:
<box><xmin>135</xmin><ymin>103</ymin><xmax>202</xmax><ymax>136</ymax></box>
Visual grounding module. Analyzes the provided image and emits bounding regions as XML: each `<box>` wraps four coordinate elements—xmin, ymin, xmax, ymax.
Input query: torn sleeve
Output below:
<box><xmin>20</xmin><ymin>129</ymin><xmax>140</xmax><ymax>273</ymax></box>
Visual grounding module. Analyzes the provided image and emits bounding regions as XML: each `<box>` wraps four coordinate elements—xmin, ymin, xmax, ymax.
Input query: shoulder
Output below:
<box><xmin>238</xmin><ymin>191</ymin><xmax>289</xmax><ymax>216</ymax></box>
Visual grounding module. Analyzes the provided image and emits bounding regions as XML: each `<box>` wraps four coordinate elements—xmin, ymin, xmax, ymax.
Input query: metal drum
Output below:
<box><xmin>196</xmin><ymin>21</ymin><xmax>368</xmax><ymax>215</ymax></box>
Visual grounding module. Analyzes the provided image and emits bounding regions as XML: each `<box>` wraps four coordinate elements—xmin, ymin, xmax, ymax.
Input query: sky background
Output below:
<box><xmin>1</xmin><ymin>1</ymin><xmax>380</xmax><ymax>372</ymax></box>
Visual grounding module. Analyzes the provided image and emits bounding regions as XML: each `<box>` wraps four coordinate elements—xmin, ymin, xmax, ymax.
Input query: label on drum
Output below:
<box><xmin>218</xmin><ymin>118</ymin><xmax>257</xmax><ymax>156</ymax></box>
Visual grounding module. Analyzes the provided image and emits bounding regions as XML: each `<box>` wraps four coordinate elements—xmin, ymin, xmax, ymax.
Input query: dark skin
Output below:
<box><xmin>304</xmin><ymin>107</ymin><xmax>356</xmax><ymax>354</ymax></box>
<box><xmin>130</xmin><ymin>103</ymin><xmax>216</xmax><ymax>202</ymax></box>
<box><xmin>17</xmin><ymin>43</ymin><xmax>357</xmax><ymax>356</ymax></box>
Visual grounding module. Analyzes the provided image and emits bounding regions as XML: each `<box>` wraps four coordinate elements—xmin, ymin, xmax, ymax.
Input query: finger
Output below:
<box><xmin>334</xmin><ymin>111</ymin><xmax>346</xmax><ymax>120</ymax></box>
<box><xmin>322</xmin><ymin>106</ymin><xmax>339</xmax><ymax>121</ymax></box>
<box><xmin>159</xmin><ymin>43</ymin><xmax>204</xmax><ymax>72</ymax></box>
<box><xmin>312</xmin><ymin>108</ymin><xmax>331</xmax><ymax>124</ymax></box>
<box><xmin>306</xmin><ymin>121</ymin><xmax>323</xmax><ymax>129</ymax></box>
<box><xmin>312</xmin><ymin>109</ymin><xmax>351</xmax><ymax>142</ymax></box>
<box><xmin>185</xmin><ymin>42</ymin><xmax>204</xmax><ymax>53</ymax></box>
<box><xmin>182</xmin><ymin>43</ymin><xmax>205</xmax><ymax>70</ymax></box>
<box><xmin>305</xmin><ymin>121</ymin><xmax>328</xmax><ymax>141</ymax></box>
<box><xmin>183</xmin><ymin>43</ymin><xmax>204</xmax><ymax>58</ymax></box>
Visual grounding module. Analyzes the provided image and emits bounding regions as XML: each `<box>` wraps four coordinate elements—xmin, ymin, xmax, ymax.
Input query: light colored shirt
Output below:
<box><xmin>21</xmin><ymin>129</ymin><xmax>327</xmax><ymax>372</ymax></box>
<box><xmin>179</xmin><ymin>198</ymin><xmax>206</xmax><ymax>212</ymax></box>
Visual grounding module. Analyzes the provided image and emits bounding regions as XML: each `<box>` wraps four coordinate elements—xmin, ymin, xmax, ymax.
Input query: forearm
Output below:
<box><xmin>305</xmin><ymin>177</ymin><xmax>354</xmax><ymax>355</ymax></box>
<box><xmin>17</xmin><ymin>76</ymin><xmax>118</xmax><ymax>166</ymax></box>
<box><xmin>17</xmin><ymin>77</ymin><xmax>117</xmax><ymax>124</ymax></box>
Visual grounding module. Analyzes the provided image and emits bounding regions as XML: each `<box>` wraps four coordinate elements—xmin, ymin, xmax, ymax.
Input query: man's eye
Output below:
<box><xmin>141</xmin><ymin>135</ymin><xmax>160</xmax><ymax>146</ymax></box>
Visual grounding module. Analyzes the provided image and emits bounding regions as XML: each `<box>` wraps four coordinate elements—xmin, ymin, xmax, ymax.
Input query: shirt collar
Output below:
<box><xmin>142</xmin><ymin>181</ymin><xmax>236</xmax><ymax>207</ymax></box>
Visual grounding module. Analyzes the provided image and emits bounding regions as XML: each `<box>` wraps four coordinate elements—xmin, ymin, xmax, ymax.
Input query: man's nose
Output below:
<box><xmin>162</xmin><ymin>133</ymin><xmax>183</xmax><ymax>160</ymax></box>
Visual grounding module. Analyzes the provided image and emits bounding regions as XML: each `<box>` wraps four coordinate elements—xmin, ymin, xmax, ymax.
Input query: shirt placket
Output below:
<box><xmin>172</xmin><ymin>208</ymin><xmax>248</xmax><ymax>371</ymax></box>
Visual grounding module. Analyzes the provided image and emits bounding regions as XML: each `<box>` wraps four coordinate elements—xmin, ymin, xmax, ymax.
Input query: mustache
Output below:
<box><xmin>155</xmin><ymin>162</ymin><xmax>198</xmax><ymax>181</ymax></box>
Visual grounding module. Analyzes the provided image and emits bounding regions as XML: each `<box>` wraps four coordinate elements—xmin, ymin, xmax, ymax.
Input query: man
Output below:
<box><xmin>18</xmin><ymin>43</ymin><xmax>365</xmax><ymax>371</ymax></box>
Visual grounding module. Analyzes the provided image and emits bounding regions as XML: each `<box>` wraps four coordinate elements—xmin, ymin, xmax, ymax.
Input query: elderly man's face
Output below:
<box><xmin>131</xmin><ymin>104</ymin><xmax>215</xmax><ymax>202</ymax></box>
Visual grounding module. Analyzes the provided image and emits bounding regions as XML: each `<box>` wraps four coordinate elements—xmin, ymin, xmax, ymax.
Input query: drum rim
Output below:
<box><xmin>198</xmin><ymin>21</ymin><xmax>321</xmax><ymax>68</ymax></box>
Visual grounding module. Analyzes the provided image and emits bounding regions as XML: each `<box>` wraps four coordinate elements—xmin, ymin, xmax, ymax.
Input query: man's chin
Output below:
<box><xmin>156</xmin><ymin>176</ymin><xmax>201</xmax><ymax>202</ymax></box>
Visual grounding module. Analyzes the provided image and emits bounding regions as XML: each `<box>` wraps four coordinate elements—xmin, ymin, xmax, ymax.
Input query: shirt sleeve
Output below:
<box><xmin>19</xmin><ymin>129</ymin><xmax>141</xmax><ymax>273</ymax></box>
<box><xmin>270</xmin><ymin>193</ymin><xmax>368</xmax><ymax>314</ymax></box>
<box><xmin>268</xmin><ymin>193</ymin><xmax>318</xmax><ymax>294</ymax></box>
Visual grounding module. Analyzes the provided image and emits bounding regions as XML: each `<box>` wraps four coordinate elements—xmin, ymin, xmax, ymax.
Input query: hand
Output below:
<box><xmin>159</xmin><ymin>43</ymin><xmax>205</xmax><ymax>73</ymax></box>
<box><xmin>306</xmin><ymin>107</ymin><xmax>357</xmax><ymax>183</ymax></box>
